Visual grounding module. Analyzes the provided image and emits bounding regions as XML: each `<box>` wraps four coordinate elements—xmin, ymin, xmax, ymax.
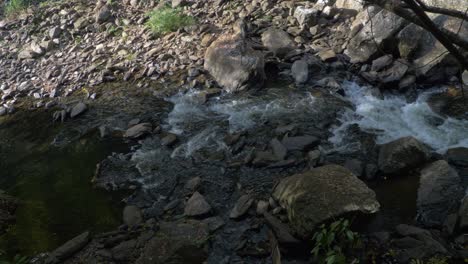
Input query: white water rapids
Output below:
<box><xmin>329</xmin><ymin>82</ymin><xmax>468</xmax><ymax>154</ymax></box>
<box><xmin>162</xmin><ymin>82</ymin><xmax>468</xmax><ymax>158</ymax></box>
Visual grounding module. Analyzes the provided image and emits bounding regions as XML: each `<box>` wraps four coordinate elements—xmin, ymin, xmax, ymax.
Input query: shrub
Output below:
<box><xmin>4</xmin><ymin>0</ymin><xmax>30</xmax><ymax>16</ymax></box>
<box><xmin>311</xmin><ymin>218</ymin><xmax>360</xmax><ymax>264</ymax></box>
<box><xmin>146</xmin><ymin>6</ymin><xmax>195</xmax><ymax>35</ymax></box>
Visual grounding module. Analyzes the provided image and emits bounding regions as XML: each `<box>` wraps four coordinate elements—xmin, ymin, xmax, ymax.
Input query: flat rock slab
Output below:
<box><xmin>45</xmin><ymin>231</ymin><xmax>90</xmax><ymax>264</ymax></box>
<box><xmin>281</xmin><ymin>135</ymin><xmax>319</xmax><ymax>152</ymax></box>
<box><xmin>70</xmin><ymin>102</ymin><xmax>87</xmax><ymax>118</ymax></box>
<box><xmin>124</xmin><ymin>123</ymin><xmax>152</xmax><ymax>139</ymax></box>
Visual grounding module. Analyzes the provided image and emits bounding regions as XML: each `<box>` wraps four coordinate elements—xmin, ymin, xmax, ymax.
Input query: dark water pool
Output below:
<box><xmin>0</xmin><ymin>109</ymin><xmax>128</xmax><ymax>259</ymax></box>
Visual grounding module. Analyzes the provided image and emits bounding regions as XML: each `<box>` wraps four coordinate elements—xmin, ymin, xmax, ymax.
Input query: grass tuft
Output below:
<box><xmin>146</xmin><ymin>6</ymin><xmax>195</xmax><ymax>35</ymax></box>
<box><xmin>4</xmin><ymin>0</ymin><xmax>31</xmax><ymax>17</ymax></box>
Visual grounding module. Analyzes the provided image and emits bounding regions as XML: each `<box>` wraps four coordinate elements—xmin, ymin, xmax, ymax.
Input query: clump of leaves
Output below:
<box><xmin>0</xmin><ymin>255</ymin><xmax>29</xmax><ymax>264</ymax></box>
<box><xmin>4</xmin><ymin>0</ymin><xmax>30</xmax><ymax>16</ymax></box>
<box><xmin>146</xmin><ymin>6</ymin><xmax>195</xmax><ymax>35</ymax></box>
<box><xmin>311</xmin><ymin>218</ymin><xmax>360</xmax><ymax>264</ymax></box>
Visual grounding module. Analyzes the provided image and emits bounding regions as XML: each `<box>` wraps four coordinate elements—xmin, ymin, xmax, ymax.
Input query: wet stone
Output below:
<box><xmin>184</xmin><ymin>192</ymin><xmax>211</xmax><ymax>217</ymax></box>
<box><xmin>124</xmin><ymin>123</ymin><xmax>152</xmax><ymax>139</ymax></box>
<box><xmin>230</xmin><ymin>194</ymin><xmax>254</xmax><ymax>219</ymax></box>
<box><xmin>161</xmin><ymin>133</ymin><xmax>177</xmax><ymax>147</ymax></box>
<box><xmin>69</xmin><ymin>102</ymin><xmax>87</xmax><ymax>118</ymax></box>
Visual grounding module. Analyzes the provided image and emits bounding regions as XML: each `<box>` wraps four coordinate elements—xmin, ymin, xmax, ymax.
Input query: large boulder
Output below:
<box><xmin>378</xmin><ymin>137</ymin><xmax>430</xmax><ymax>175</ymax></box>
<box><xmin>261</xmin><ymin>28</ymin><xmax>295</xmax><ymax>58</ymax></box>
<box><xmin>426</xmin><ymin>87</ymin><xmax>468</xmax><ymax>119</ymax></box>
<box><xmin>345</xmin><ymin>9</ymin><xmax>407</xmax><ymax>63</ymax></box>
<box><xmin>273</xmin><ymin>165</ymin><xmax>380</xmax><ymax>237</ymax></box>
<box><xmin>204</xmin><ymin>33</ymin><xmax>265</xmax><ymax>93</ymax></box>
<box><xmin>136</xmin><ymin>220</ymin><xmax>209</xmax><ymax>264</ymax></box>
<box><xmin>398</xmin><ymin>15</ymin><xmax>468</xmax><ymax>83</ymax></box>
<box><xmin>417</xmin><ymin>160</ymin><xmax>463</xmax><ymax>226</ymax></box>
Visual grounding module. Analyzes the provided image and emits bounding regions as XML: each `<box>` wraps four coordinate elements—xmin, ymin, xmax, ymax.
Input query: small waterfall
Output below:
<box><xmin>330</xmin><ymin>81</ymin><xmax>468</xmax><ymax>153</ymax></box>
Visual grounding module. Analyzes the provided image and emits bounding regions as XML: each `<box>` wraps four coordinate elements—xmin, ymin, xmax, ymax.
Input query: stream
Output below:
<box><xmin>0</xmin><ymin>79</ymin><xmax>467</xmax><ymax>259</ymax></box>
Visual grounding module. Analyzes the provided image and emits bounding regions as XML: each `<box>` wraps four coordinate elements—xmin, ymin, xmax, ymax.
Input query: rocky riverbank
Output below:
<box><xmin>1</xmin><ymin>0</ymin><xmax>468</xmax><ymax>263</ymax></box>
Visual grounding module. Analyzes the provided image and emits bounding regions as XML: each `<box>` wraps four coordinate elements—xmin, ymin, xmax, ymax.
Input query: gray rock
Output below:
<box><xmin>458</xmin><ymin>196</ymin><xmax>468</xmax><ymax>229</ymax></box>
<box><xmin>172</xmin><ymin>0</ymin><xmax>188</xmax><ymax>8</ymax></box>
<box><xmin>378</xmin><ymin>137</ymin><xmax>430</xmax><ymax>175</ymax></box>
<box><xmin>273</xmin><ymin>165</ymin><xmax>380</xmax><ymax>237</ymax></box>
<box><xmin>229</xmin><ymin>194</ymin><xmax>253</xmax><ymax>219</ymax></box>
<box><xmin>45</xmin><ymin>231</ymin><xmax>90</xmax><ymax>264</ymax></box>
<box><xmin>204</xmin><ymin>33</ymin><xmax>265</xmax><ymax>93</ymax></box>
<box><xmin>270</xmin><ymin>138</ymin><xmax>287</xmax><ymax>160</ymax></box>
<box><xmin>252</xmin><ymin>151</ymin><xmax>278</xmax><ymax>167</ymax></box>
<box><xmin>185</xmin><ymin>177</ymin><xmax>201</xmax><ymax>192</ymax></box>
<box><xmin>308</xmin><ymin>149</ymin><xmax>321</xmax><ymax>167</ymax></box>
<box><xmin>463</xmin><ymin>70</ymin><xmax>468</xmax><ymax>85</ymax></box>
<box><xmin>136</xmin><ymin>220</ymin><xmax>209</xmax><ymax>264</ymax></box>
<box><xmin>291</xmin><ymin>60</ymin><xmax>309</xmax><ymax>84</ymax></box>
<box><xmin>378</xmin><ymin>60</ymin><xmax>409</xmax><ymax>83</ymax></box>
<box><xmin>96</xmin><ymin>5</ymin><xmax>112</xmax><ymax>24</ymax></box>
<box><xmin>394</xmin><ymin>224</ymin><xmax>447</xmax><ymax>262</ymax></box>
<box><xmin>161</xmin><ymin>133</ymin><xmax>177</xmax><ymax>146</ymax></box>
<box><xmin>264</xmin><ymin>212</ymin><xmax>300</xmax><ymax>244</ymax></box>
<box><xmin>371</xmin><ymin>55</ymin><xmax>393</xmax><ymax>72</ymax></box>
<box><xmin>124</xmin><ymin>123</ymin><xmax>152</xmax><ymax>139</ymax></box>
<box><xmin>294</xmin><ymin>6</ymin><xmax>318</xmax><ymax>28</ymax></box>
<box><xmin>49</xmin><ymin>26</ymin><xmax>61</xmax><ymax>39</ymax></box>
<box><xmin>316</xmin><ymin>49</ymin><xmax>337</xmax><ymax>62</ymax></box>
<box><xmin>417</xmin><ymin>160</ymin><xmax>463</xmax><ymax>226</ymax></box>
<box><xmin>261</xmin><ymin>28</ymin><xmax>295</xmax><ymax>58</ymax></box>
<box><xmin>184</xmin><ymin>192</ymin><xmax>211</xmax><ymax>217</ymax></box>
<box><xmin>111</xmin><ymin>239</ymin><xmax>136</xmax><ymax>261</ymax></box>
<box><xmin>123</xmin><ymin>205</ymin><xmax>143</xmax><ymax>227</ymax></box>
<box><xmin>70</xmin><ymin>102</ymin><xmax>87</xmax><ymax>118</ymax></box>
<box><xmin>0</xmin><ymin>107</ymin><xmax>6</xmax><ymax>116</ymax></box>
<box><xmin>281</xmin><ymin>135</ymin><xmax>319</xmax><ymax>151</ymax></box>
<box><xmin>345</xmin><ymin>9</ymin><xmax>407</xmax><ymax>63</ymax></box>
<box><xmin>446</xmin><ymin>147</ymin><xmax>468</xmax><ymax>167</ymax></box>
<box><xmin>256</xmin><ymin>200</ymin><xmax>269</xmax><ymax>215</ymax></box>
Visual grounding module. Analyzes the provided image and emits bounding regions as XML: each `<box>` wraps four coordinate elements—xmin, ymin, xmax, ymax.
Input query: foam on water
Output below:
<box><xmin>330</xmin><ymin>82</ymin><xmax>468</xmax><ymax>153</ymax></box>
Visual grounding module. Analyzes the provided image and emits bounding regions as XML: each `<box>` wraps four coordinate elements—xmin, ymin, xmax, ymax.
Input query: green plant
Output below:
<box><xmin>4</xmin><ymin>0</ymin><xmax>31</xmax><ymax>16</ymax></box>
<box><xmin>0</xmin><ymin>255</ymin><xmax>30</xmax><ymax>264</ymax></box>
<box><xmin>311</xmin><ymin>218</ymin><xmax>360</xmax><ymax>264</ymax></box>
<box><xmin>145</xmin><ymin>6</ymin><xmax>195</xmax><ymax>35</ymax></box>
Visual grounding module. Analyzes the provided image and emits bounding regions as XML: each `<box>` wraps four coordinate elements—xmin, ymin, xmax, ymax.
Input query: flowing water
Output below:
<box><xmin>1</xmin><ymin>79</ymin><xmax>466</xmax><ymax>258</ymax></box>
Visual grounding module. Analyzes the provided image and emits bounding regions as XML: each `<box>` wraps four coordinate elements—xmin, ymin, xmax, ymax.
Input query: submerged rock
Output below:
<box><xmin>378</xmin><ymin>137</ymin><xmax>430</xmax><ymax>175</ymax></box>
<box><xmin>417</xmin><ymin>160</ymin><xmax>463</xmax><ymax>226</ymax></box>
<box><xmin>229</xmin><ymin>194</ymin><xmax>254</xmax><ymax>219</ymax></box>
<box><xmin>45</xmin><ymin>231</ymin><xmax>90</xmax><ymax>264</ymax></box>
<box><xmin>273</xmin><ymin>165</ymin><xmax>380</xmax><ymax>237</ymax></box>
<box><xmin>124</xmin><ymin>123</ymin><xmax>152</xmax><ymax>139</ymax></box>
<box><xmin>136</xmin><ymin>220</ymin><xmax>209</xmax><ymax>264</ymax></box>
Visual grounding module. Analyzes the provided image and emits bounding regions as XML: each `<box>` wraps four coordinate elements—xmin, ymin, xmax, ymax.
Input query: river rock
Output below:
<box><xmin>229</xmin><ymin>194</ymin><xmax>253</xmax><ymax>219</ymax></box>
<box><xmin>334</xmin><ymin>0</ymin><xmax>364</xmax><ymax>12</ymax></box>
<box><xmin>261</xmin><ymin>28</ymin><xmax>295</xmax><ymax>58</ymax></box>
<box><xmin>463</xmin><ymin>70</ymin><xmax>468</xmax><ymax>85</ymax></box>
<box><xmin>458</xmin><ymin>196</ymin><xmax>468</xmax><ymax>229</ymax></box>
<box><xmin>345</xmin><ymin>9</ymin><xmax>407</xmax><ymax>63</ymax></box>
<box><xmin>124</xmin><ymin>123</ymin><xmax>152</xmax><ymax>139</ymax></box>
<box><xmin>417</xmin><ymin>160</ymin><xmax>463</xmax><ymax>226</ymax></box>
<box><xmin>123</xmin><ymin>205</ymin><xmax>143</xmax><ymax>227</ymax></box>
<box><xmin>96</xmin><ymin>5</ymin><xmax>112</xmax><ymax>23</ymax></box>
<box><xmin>204</xmin><ymin>32</ymin><xmax>265</xmax><ymax>93</ymax></box>
<box><xmin>281</xmin><ymin>135</ymin><xmax>319</xmax><ymax>152</ymax></box>
<box><xmin>184</xmin><ymin>192</ymin><xmax>211</xmax><ymax>217</ymax></box>
<box><xmin>446</xmin><ymin>147</ymin><xmax>468</xmax><ymax>167</ymax></box>
<box><xmin>161</xmin><ymin>133</ymin><xmax>177</xmax><ymax>146</ymax></box>
<box><xmin>291</xmin><ymin>59</ymin><xmax>309</xmax><ymax>84</ymax></box>
<box><xmin>45</xmin><ymin>231</ymin><xmax>90</xmax><ymax>264</ymax></box>
<box><xmin>49</xmin><ymin>26</ymin><xmax>61</xmax><ymax>39</ymax></box>
<box><xmin>270</xmin><ymin>138</ymin><xmax>287</xmax><ymax>160</ymax></box>
<box><xmin>70</xmin><ymin>102</ymin><xmax>87</xmax><ymax>118</ymax></box>
<box><xmin>393</xmin><ymin>224</ymin><xmax>447</xmax><ymax>262</ymax></box>
<box><xmin>294</xmin><ymin>6</ymin><xmax>317</xmax><ymax>28</ymax></box>
<box><xmin>273</xmin><ymin>165</ymin><xmax>380</xmax><ymax>237</ymax></box>
<box><xmin>378</xmin><ymin>137</ymin><xmax>430</xmax><ymax>175</ymax></box>
<box><xmin>264</xmin><ymin>212</ymin><xmax>300</xmax><ymax>244</ymax></box>
<box><xmin>136</xmin><ymin>220</ymin><xmax>209</xmax><ymax>264</ymax></box>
